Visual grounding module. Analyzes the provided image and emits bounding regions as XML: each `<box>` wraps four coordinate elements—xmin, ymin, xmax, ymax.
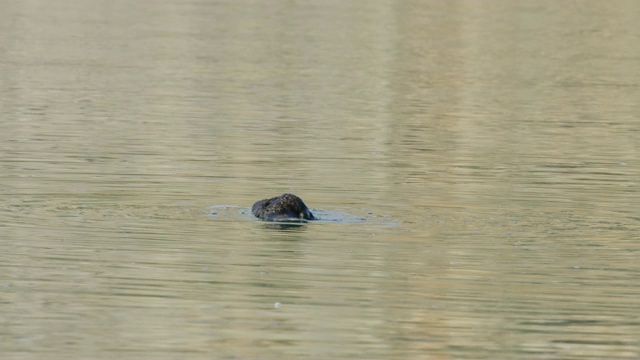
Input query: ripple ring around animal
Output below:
<box><xmin>251</xmin><ymin>193</ymin><xmax>315</xmax><ymax>222</ymax></box>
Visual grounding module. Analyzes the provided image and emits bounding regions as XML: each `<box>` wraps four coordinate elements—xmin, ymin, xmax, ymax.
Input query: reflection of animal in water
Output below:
<box><xmin>251</xmin><ymin>194</ymin><xmax>315</xmax><ymax>222</ymax></box>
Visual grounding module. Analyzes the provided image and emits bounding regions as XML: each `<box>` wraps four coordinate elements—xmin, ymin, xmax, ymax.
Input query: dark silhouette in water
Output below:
<box><xmin>252</xmin><ymin>193</ymin><xmax>315</xmax><ymax>222</ymax></box>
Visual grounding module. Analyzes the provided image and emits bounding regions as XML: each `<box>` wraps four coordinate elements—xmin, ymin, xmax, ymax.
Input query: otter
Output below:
<box><xmin>251</xmin><ymin>193</ymin><xmax>315</xmax><ymax>222</ymax></box>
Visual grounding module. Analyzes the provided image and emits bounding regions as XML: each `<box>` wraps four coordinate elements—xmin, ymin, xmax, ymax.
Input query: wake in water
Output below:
<box><xmin>208</xmin><ymin>205</ymin><xmax>399</xmax><ymax>226</ymax></box>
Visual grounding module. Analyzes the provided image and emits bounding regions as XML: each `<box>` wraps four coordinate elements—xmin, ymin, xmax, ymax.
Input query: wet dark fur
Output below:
<box><xmin>251</xmin><ymin>193</ymin><xmax>315</xmax><ymax>222</ymax></box>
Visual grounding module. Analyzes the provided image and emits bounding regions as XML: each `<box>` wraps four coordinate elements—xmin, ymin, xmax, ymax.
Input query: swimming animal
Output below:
<box><xmin>251</xmin><ymin>193</ymin><xmax>315</xmax><ymax>222</ymax></box>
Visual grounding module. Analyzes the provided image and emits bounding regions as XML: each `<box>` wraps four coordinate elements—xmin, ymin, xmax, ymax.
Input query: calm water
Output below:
<box><xmin>1</xmin><ymin>1</ymin><xmax>639</xmax><ymax>359</ymax></box>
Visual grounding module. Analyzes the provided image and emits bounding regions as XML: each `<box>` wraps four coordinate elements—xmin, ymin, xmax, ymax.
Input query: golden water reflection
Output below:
<box><xmin>1</xmin><ymin>1</ymin><xmax>638</xmax><ymax>359</ymax></box>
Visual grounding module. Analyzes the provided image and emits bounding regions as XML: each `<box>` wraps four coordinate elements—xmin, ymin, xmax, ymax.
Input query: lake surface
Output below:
<box><xmin>1</xmin><ymin>1</ymin><xmax>639</xmax><ymax>359</ymax></box>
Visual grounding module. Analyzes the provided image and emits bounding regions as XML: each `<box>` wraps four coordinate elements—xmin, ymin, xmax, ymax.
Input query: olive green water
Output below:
<box><xmin>1</xmin><ymin>1</ymin><xmax>639</xmax><ymax>359</ymax></box>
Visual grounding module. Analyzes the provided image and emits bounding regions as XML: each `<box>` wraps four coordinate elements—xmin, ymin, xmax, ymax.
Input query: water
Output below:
<box><xmin>1</xmin><ymin>1</ymin><xmax>639</xmax><ymax>359</ymax></box>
